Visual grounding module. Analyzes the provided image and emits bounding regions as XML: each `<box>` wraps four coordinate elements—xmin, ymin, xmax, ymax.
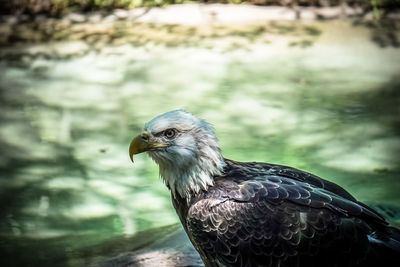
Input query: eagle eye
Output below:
<box><xmin>164</xmin><ymin>129</ymin><xmax>176</xmax><ymax>139</ymax></box>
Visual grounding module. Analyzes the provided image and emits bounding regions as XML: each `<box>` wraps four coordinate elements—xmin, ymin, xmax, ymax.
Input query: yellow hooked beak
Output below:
<box><xmin>129</xmin><ymin>132</ymin><xmax>168</xmax><ymax>162</ymax></box>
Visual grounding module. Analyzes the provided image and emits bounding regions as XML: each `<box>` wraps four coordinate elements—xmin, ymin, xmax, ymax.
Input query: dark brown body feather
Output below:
<box><xmin>172</xmin><ymin>159</ymin><xmax>400</xmax><ymax>267</ymax></box>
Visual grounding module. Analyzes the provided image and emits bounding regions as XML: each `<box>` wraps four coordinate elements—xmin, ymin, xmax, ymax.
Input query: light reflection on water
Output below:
<box><xmin>0</xmin><ymin>19</ymin><xmax>399</xmax><ymax>266</ymax></box>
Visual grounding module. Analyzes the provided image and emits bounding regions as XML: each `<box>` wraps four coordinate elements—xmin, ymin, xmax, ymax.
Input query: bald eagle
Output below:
<box><xmin>129</xmin><ymin>110</ymin><xmax>400</xmax><ymax>267</ymax></box>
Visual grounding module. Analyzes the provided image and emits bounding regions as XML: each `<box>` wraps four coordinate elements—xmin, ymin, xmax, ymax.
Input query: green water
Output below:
<box><xmin>0</xmin><ymin>19</ymin><xmax>399</xmax><ymax>266</ymax></box>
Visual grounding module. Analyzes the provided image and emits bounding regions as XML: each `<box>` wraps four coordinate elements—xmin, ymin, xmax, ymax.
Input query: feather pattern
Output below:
<box><xmin>172</xmin><ymin>159</ymin><xmax>400</xmax><ymax>267</ymax></box>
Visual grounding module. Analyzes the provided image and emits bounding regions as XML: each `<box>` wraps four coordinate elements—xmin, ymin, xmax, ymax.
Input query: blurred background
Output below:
<box><xmin>0</xmin><ymin>0</ymin><xmax>400</xmax><ymax>266</ymax></box>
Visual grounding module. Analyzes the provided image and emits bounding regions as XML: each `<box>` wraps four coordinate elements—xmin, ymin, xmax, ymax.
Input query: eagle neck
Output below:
<box><xmin>160</xmin><ymin>155</ymin><xmax>225</xmax><ymax>202</ymax></box>
<box><xmin>150</xmin><ymin>145</ymin><xmax>226</xmax><ymax>202</ymax></box>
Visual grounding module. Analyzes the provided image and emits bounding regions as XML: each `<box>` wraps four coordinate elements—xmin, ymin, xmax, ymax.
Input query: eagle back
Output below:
<box><xmin>180</xmin><ymin>159</ymin><xmax>395</xmax><ymax>267</ymax></box>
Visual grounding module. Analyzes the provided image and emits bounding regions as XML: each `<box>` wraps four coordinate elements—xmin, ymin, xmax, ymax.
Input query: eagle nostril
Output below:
<box><xmin>141</xmin><ymin>134</ymin><xmax>149</xmax><ymax>142</ymax></box>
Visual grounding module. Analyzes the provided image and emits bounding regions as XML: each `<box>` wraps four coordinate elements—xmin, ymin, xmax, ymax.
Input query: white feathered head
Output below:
<box><xmin>129</xmin><ymin>110</ymin><xmax>225</xmax><ymax>199</ymax></box>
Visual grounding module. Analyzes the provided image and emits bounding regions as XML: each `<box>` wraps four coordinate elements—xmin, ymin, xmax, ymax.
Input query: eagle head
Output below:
<box><xmin>129</xmin><ymin>110</ymin><xmax>225</xmax><ymax>199</ymax></box>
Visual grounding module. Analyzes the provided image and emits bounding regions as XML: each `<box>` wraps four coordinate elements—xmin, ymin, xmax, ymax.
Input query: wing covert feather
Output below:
<box><xmin>185</xmin><ymin>161</ymin><xmax>391</xmax><ymax>267</ymax></box>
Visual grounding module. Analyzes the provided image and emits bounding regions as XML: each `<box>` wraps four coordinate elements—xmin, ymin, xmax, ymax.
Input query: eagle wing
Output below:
<box><xmin>186</xmin><ymin>161</ymin><xmax>397</xmax><ymax>267</ymax></box>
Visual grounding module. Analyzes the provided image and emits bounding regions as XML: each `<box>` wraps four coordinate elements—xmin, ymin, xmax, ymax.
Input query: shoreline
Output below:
<box><xmin>1</xmin><ymin>4</ymin><xmax>400</xmax><ymax>26</ymax></box>
<box><xmin>0</xmin><ymin>4</ymin><xmax>399</xmax><ymax>60</ymax></box>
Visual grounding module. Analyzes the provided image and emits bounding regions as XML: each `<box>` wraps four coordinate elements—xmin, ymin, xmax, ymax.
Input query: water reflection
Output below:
<box><xmin>0</xmin><ymin>19</ymin><xmax>399</xmax><ymax>266</ymax></box>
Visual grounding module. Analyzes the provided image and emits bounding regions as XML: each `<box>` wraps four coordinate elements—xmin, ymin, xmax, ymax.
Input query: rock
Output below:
<box><xmin>6</xmin><ymin>41</ymin><xmax>90</xmax><ymax>59</ymax></box>
<box><xmin>314</xmin><ymin>6</ymin><xmax>364</xmax><ymax>20</ymax></box>
<box><xmin>114</xmin><ymin>9</ymin><xmax>129</xmax><ymax>19</ymax></box>
<box><xmin>18</xmin><ymin>14</ymin><xmax>29</xmax><ymax>22</ymax></box>
<box><xmin>53</xmin><ymin>18</ymin><xmax>71</xmax><ymax>31</ymax></box>
<box><xmin>88</xmin><ymin>12</ymin><xmax>104</xmax><ymax>23</ymax></box>
<box><xmin>363</xmin><ymin>12</ymin><xmax>374</xmax><ymax>21</ymax></box>
<box><xmin>66</xmin><ymin>13</ymin><xmax>86</xmax><ymax>23</ymax></box>
<box><xmin>127</xmin><ymin>8</ymin><xmax>150</xmax><ymax>20</ymax></box>
<box><xmin>103</xmin><ymin>14</ymin><xmax>118</xmax><ymax>23</ymax></box>
<box><xmin>50</xmin><ymin>41</ymin><xmax>89</xmax><ymax>57</ymax></box>
<box><xmin>314</xmin><ymin>7</ymin><xmax>341</xmax><ymax>19</ymax></box>
<box><xmin>4</xmin><ymin>15</ymin><xmax>18</xmax><ymax>24</ymax></box>
<box><xmin>387</xmin><ymin>10</ymin><xmax>400</xmax><ymax>20</ymax></box>
<box><xmin>14</xmin><ymin>24</ymin><xmax>44</xmax><ymax>42</ymax></box>
<box><xmin>0</xmin><ymin>23</ymin><xmax>12</xmax><ymax>44</ymax></box>
<box><xmin>34</xmin><ymin>15</ymin><xmax>47</xmax><ymax>23</ymax></box>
